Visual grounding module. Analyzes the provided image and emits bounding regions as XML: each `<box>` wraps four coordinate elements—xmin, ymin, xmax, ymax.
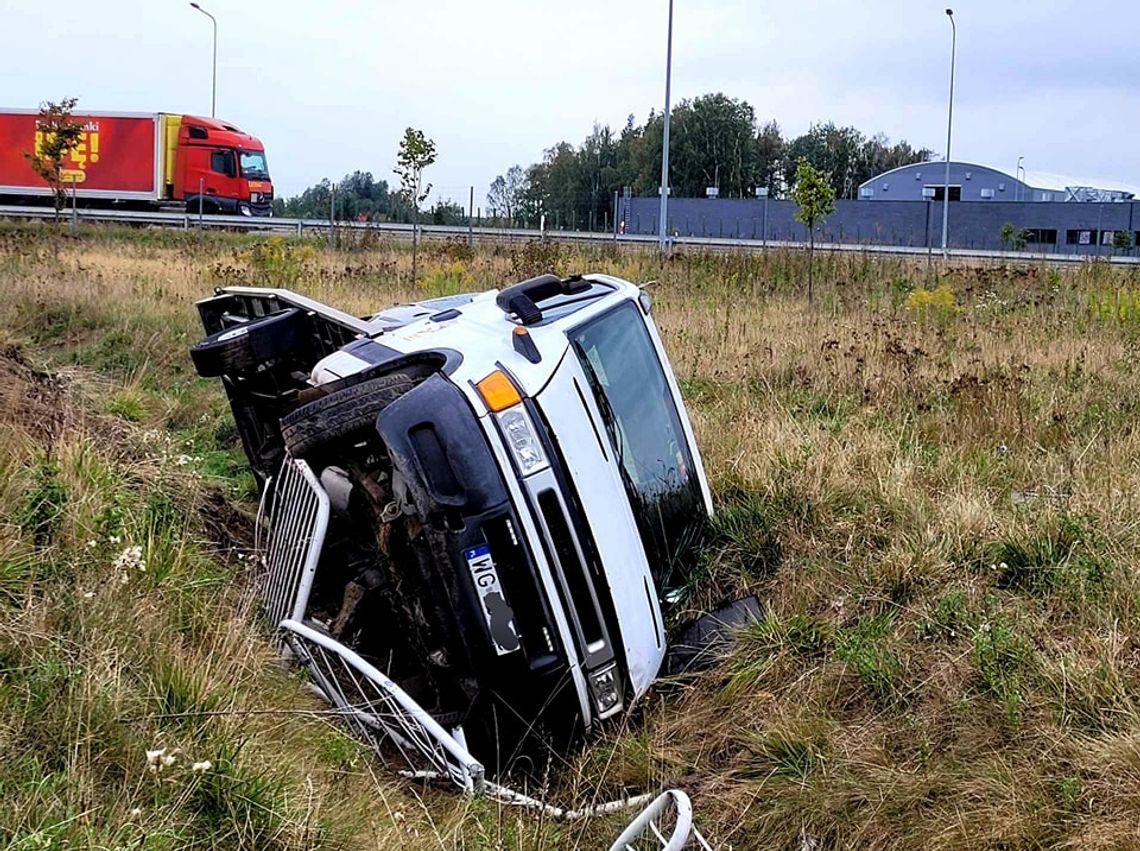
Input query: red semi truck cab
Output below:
<box><xmin>171</xmin><ymin>115</ymin><xmax>274</xmax><ymax>217</ymax></box>
<box><xmin>0</xmin><ymin>110</ymin><xmax>274</xmax><ymax>217</ymax></box>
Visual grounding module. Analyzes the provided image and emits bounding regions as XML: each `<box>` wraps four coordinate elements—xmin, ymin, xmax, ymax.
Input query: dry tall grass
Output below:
<box><xmin>4</xmin><ymin>222</ymin><xmax>1140</xmax><ymax>848</ymax></box>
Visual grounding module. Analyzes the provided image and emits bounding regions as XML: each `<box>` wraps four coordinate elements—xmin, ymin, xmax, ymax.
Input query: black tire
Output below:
<box><xmin>280</xmin><ymin>370</ymin><xmax>419</xmax><ymax>457</ymax></box>
<box><xmin>190</xmin><ymin>309</ymin><xmax>303</xmax><ymax>378</ymax></box>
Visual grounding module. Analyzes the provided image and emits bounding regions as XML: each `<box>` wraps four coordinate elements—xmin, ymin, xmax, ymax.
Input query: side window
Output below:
<box><xmin>210</xmin><ymin>150</ymin><xmax>234</xmax><ymax>177</ymax></box>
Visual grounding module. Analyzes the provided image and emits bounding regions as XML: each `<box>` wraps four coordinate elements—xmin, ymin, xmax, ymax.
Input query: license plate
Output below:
<box><xmin>464</xmin><ymin>544</ymin><xmax>520</xmax><ymax>656</ymax></box>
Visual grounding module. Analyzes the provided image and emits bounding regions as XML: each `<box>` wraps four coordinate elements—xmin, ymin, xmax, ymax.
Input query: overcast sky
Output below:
<box><xmin>3</xmin><ymin>0</ymin><xmax>1137</xmax><ymax>205</ymax></box>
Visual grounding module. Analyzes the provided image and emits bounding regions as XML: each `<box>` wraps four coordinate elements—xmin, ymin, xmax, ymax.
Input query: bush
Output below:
<box><xmin>904</xmin><ymin>283</ymin><xmax>958</xmax><ymax>322</ymax></box>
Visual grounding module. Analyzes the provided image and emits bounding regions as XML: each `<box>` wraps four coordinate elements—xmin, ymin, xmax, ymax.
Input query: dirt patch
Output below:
<box><xmin>0</xmin><ymin>344</ymin><xmax>67</xmax><ymax>445</ymax></box>
<box><xmin>198</xmin><ymin>487</ymin><xmax>257</xmax><ymax>555</ymax></box>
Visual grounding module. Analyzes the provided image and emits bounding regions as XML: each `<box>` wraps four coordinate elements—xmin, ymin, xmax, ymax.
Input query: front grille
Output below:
<box><xmin>260</xmin><ymin>455</ymin><xmax>330</xmax><ymax>626</ymax></box>
<box><xmin>537</xmin><ymin>489</ymin><xmax>603</xmax><ymax>646</ymax></box>
<box><xmin>481</xmin><ymin>514</ymin><xmax>561</xmax><ymax>668</ymax></box>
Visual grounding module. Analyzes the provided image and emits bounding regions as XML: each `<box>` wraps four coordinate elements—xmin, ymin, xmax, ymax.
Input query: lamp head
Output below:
<box><xmin>190</xmin><ymin>2</ymin><xmax>200</xmax><ymax>7</ymax></box>
<box><xmin>946</xmin><ymin>8</ymin><xmax>953</xmax><ymax>16</ymax></box>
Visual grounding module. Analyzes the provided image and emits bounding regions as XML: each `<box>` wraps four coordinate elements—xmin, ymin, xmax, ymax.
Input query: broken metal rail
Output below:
<box><xmin>280</xmin><ymin>618</ymin><xmax>486</xmax><ymax>793</ymax></box>
<box><xmin>606</xmin><ymin>790</ymin><xmax>713</xmax><ymax>851</ymax></box>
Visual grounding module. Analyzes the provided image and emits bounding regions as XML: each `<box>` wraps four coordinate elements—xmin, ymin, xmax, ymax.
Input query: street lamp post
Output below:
<box><xmin>189</xmin><ymin>2</ymin><xmax>217</xmax><ymax>117</ymax></box>
<box><xmin>1016</xmin><ymin>156</ymin><xmax>1025</xmax><ymax>202</ymax></box>
<box><xmin>657</xmin><ymin>0</ymin><xmax>674</xmax><ymax>252</ymax></box>
<box><xmin>941</xmin><ymin>8</ymin><xmax>956</xmax><ymax>259</ymax></box>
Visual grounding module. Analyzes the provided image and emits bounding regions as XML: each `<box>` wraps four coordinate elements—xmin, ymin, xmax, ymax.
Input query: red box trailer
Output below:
<box><xmin>0</xmin><ymin>110</ymin><xmax>273</xmax><ymax>216</ymax></box>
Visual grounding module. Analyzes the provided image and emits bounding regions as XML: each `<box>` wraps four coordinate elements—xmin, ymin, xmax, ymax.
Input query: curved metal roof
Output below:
<box><xmin>860</xmin><ymin>160</ymin><xmax>1137</xmax><ymax>200</ymax></box>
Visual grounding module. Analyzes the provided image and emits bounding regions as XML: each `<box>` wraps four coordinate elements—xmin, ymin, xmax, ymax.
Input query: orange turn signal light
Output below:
<box><xmin>476</xmin><ymin>370</ymin><xmax>521</xmax><ymax>412</ymax></box>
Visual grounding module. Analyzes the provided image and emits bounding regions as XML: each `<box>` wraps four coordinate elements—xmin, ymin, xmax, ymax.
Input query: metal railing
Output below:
<box><xmin>280</xmin><ymin>618</ymin><xmax>487</xmax><ymax>793</ymax></box>
<box><xmin>261</xmin><ymin>456</ymin><xmax>328</xmax><ymax>626</ymax></box>
<box><xmin>607</xmin><ymin>790</ymin><xmax>713</xmax><ymax>851</ymax></box>
<box><xmin>1</xmin><ymin>202</ymin><xmax>1136</xmax><ymax>265</ymax></box>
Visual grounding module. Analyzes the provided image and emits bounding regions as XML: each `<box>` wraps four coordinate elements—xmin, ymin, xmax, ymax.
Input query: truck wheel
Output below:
<box><xmin>190</xmin><ymin>309</ymin><xmax>303</xmax><ymax>378</ymax></box>
<box><xmin>280</xmin><ymin>371</ymin><xmax>420</xmax><ymax>457</ymax></box>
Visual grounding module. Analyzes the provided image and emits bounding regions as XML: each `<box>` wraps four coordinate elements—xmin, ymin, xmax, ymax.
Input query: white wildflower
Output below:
<box><xmin>999</xmin><ymin>562</ymin><xmax>1009</xmax><ymax>571</ymax></box>
<box><xmin>146</xmin><ymin>748</ymin><xmax>166</xmax><ymax>766</ymax></box>
<box><xmin>191</xmin><ymin>760</ymin><xmax>213</xmax><ymax>773</ymax></box>
<box><xmin>129</xmin><ymin>807</ymin><xmax>142</xmax><ymax>818</ymax></box>
<box><xmin>109</xmin><ymin>535</ymin><xmax>121</xmax><ymax>545</ymax></box>
<box><xmin>85</xmin><ymin>539</ymin><xmax>97</xmax><ymax>549</ymax></box>
<box><xmin>161</xmin><ymin>753</ymin><xmax>176</xmax><ymax>767</ymax></box>
<box><xmin>113</xmin><ymin>545</ymin><xmax>146</xmax><ymax>574</ymax></box>
<box><xmin>175</xmin><ymin>454</ymin><xmax>192</xmax><ymax>467</ymax></box>
<box><xmin>83</xmin><ymin>591</ymin><xmax>95</xmax><ymax>599</ymax></box>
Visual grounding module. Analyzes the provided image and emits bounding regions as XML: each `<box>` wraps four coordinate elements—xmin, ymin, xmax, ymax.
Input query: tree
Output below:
<box><xmin>668</xmin><ymin>94</ymin><xmax>760</xmax><ymax>199</ymax></box>
<box><xmin>24</xmin><ymin>98</ymin><xmax>84</xmax><ymax>220</ymax></box>
<box><xmin>1112</xmin><ymin>229</ymin><xmax>1134</xmax><ymax>253</ymax></box>
<box><xmin>487</xmin><ymin>164</ymin><xmax>528</xmax><ymax>224</ymax></box>
<box><xmin>999</xmin><ymin>222</ymin><xmax>1030</xmax><ymax>251</ymax></box>
<box><xmin>754</xmin><ymin>120</ymin><xmax>786</xmax><ymax>197</ymax></box>
<box><xmin>999</xmin><ymin>222</ymin><xmax>1016</xmax><ymax>250</ymax></box>
<box><xmin>791</xmin><ymin>158</ymin><xmax>835</xmax><ymax>305</ymax></box>
<box><xmin>393</xmin><ymin>128</ymin><xmax>437</xmax><ymax>284</ymax></box>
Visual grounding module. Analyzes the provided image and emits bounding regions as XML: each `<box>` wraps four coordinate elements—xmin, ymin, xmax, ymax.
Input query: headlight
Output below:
<box><xmin>495</xmin><ymin>406</ymin><xmax>548</xmax><ymax>475</ymax></box>
<box><xmin>239</xmin><ymin>204</ymin><xmax>253</xmax><ymax>217</ymax></box>
<box><xmin>588</xmin><ymin>664</ymin><xmax>622</xmax><ymax>716</ymax></box>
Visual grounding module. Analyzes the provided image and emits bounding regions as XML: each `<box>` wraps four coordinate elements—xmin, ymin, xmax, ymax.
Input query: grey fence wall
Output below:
<box><xmin>622</xmin><ymin>197</ymin><xmax>1140</xmax><ymax>255</ymax></box>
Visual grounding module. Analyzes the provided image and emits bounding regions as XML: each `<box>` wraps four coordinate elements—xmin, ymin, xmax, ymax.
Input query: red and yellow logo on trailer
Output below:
<box><xmin>34</xmin><ymin>122</ymin><xmax>102</xmax><ymax>183</ymax></box>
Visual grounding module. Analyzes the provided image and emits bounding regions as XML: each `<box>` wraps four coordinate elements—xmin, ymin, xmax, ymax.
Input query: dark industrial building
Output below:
<box><xmin>620</xmin><ymin>162</ymin><xmax>1140</xmax><ymax>254</ymax></box>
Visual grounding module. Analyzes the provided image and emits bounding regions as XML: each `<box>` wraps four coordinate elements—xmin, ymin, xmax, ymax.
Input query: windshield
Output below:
<box><xmin>239</xmin><ymin>150</ymin><xmax>270</xmax><ymax>180</ymax></box>
<box><xmin>570</xmin><ymin>301</ymin><xmax>708</xmax><ymax>592</ymax></box>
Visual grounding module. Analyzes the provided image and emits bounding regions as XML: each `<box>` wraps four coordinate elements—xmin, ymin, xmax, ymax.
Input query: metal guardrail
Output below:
<box><xmin>1</xmin><ymin>202</ymin><xmax>1136</xmax><ymax>265</ymax></box>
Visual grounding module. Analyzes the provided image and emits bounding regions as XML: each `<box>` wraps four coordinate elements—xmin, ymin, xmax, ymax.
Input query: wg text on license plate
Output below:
<box><xmin>464</xmin><ymin>545</ymin><xmax>520</xmax><ymax>655</ymax></box>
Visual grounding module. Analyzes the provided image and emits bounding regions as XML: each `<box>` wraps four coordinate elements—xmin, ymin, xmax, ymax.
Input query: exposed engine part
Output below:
<box><xmin>319</xmin><ymin>465</ymin><xmax>354</xmax><ymax>514</ymax></box>
<box><xmin>332</xmin><ymin>580</ymin><xmax>367</xmax><ymax>638</ymax></box>
<box><xmin>391</xmin><ymin>469</ymin><xmax>417</xmax><ymax>517</ymax></box>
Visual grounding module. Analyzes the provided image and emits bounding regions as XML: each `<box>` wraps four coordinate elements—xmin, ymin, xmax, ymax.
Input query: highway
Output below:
<box><xmin>1</xmin><ymin>203</ymin><xmax>1135</xmax><ymax>266</ymax></box>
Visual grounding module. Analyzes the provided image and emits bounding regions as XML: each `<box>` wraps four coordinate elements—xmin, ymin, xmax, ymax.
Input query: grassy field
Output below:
<box><xmin>3</xmin><ymin>221</ymin><xmax>1140</xmax><ymax>849</ymax></box>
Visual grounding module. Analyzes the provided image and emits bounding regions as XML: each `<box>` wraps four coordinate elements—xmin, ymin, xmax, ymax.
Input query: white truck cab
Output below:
<box><xmin>191</xmin><ymin>273</ymin><xmax>712</xmax><ymax>771</ymax></box>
